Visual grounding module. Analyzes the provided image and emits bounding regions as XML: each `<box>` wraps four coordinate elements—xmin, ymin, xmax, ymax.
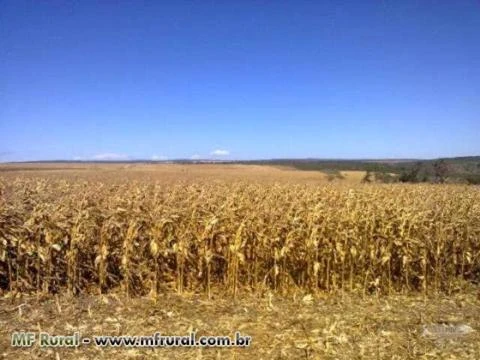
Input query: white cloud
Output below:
<box><xmin>190</xmin><ymin>154</ymin><xmax>201</xmax><ymax>160</ymax></box>
<box><xmin>151</xmin><ymin>155</ymin><xmax>168</xmax><ymax>161</ymax></box>
<box><xmin>73</xmin><ymin>156</ymin><xmax>84</xmax><ymax>161</ymax></box>
<box><xmin>210</xmin><ymin>149</ymin><xmax>230</xmax><ymax>156</ymax></box>
<box><xmin>92</xmin><ymin>153</ymin><xmax>129</xmax><ymax>161</ymax></box>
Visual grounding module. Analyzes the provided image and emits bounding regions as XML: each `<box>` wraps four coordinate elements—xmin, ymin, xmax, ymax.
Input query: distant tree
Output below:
<box><xmin>362</xmin><ymin>171</ymin><xmax>373</xmax><ymax>183</ymax></box>
<box><xmin>399</xmin><ymin>162</ymin><xmax>422</xmax><ymax>183</ymax></box>
<box><xmin>433</xmin><ymin>160</ymin><xmax>449</xmax><ymax>183</ymax></box>
<box><xmin>464</xmin><ymin>174</ymin><xmax>480</xmax><ymax>185</ymax></box>
<box><xmin>375</xmin><ymin>172</ymin><xmax>398</xmax><ymax>183</ymax></box>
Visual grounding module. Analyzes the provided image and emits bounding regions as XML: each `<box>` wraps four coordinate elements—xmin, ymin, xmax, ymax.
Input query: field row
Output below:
<box><xmin>1</xmin><ymin>177</ymin><xmax>479</xmax><ymax>297</ymax></box>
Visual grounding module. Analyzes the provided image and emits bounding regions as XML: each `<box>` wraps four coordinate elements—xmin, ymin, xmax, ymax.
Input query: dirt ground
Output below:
<box><xmin>1</xmin><ymin>288</ymin><xmax>479</xmax><ymax>360</ymax></box>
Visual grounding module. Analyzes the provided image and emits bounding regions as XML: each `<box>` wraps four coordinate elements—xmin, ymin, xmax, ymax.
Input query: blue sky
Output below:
<box><xmin>1</xmin><ymin>1</ymin><xmax>479</xmax><ymax>161</ymax></box>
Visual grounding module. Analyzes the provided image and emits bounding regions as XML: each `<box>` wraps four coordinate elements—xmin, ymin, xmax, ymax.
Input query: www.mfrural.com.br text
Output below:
<box><xmin>11</xmin><ymin>331</ymin><xmax>252</xmax><ymax>348</ymax></box>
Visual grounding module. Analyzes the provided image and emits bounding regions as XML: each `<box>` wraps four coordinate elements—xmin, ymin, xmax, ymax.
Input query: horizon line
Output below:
<box><xmin>2</xmin><ymin>155</ymin><xmax>479</xmax><ymax>164</ymax></box>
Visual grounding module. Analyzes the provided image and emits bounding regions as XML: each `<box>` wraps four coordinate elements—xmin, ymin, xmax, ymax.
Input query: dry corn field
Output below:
<box><xmin>1</xmin><ymin>164</ymin><xmax>480</xmax><ymax>359</ymax></box>
<box><xmin>1</xmin><ymin>170</ymin><xmax>479</xmax><ymax>298</ymax></box>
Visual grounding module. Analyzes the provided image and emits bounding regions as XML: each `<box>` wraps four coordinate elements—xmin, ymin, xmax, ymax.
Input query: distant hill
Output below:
<box><xmin>4</xmin><ymin>156</ymin><xmax>480</xmax><ymax>183</ymax></box>
<box><xmin>235</xmin><ymin>156</ymin><xmax>480</xmax><ymax>184</ymax></box>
